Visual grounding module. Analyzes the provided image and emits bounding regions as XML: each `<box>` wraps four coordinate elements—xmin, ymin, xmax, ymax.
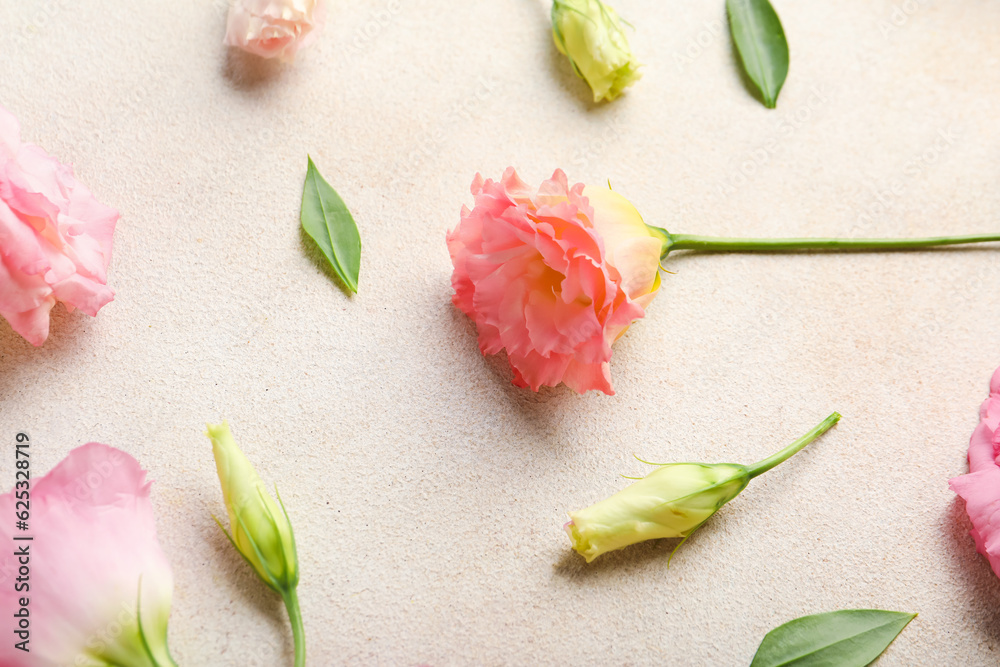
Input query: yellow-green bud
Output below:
<box><xmin>208</xmin><ymin>422</ymin><xmax>298</xmax><ymax>593</ymax></box>
<box><xmin>567</xmin><ymin>463</ymin><xmax>749</xmax><ymax>562</ymax></box>
<box><xmin>566</xmin><ymin>413</ymin><xmax>841</xmax><ymax>562</ymax></box>
<box><xmin>551</xmin><ymin>0</ymin><xmax>642</xmax><ymax>102</ymax></box>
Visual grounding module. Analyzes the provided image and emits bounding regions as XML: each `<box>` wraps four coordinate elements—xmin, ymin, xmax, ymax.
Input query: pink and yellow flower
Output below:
<box><xmin>0</xmin><ymin>105</ymin><xmax>118</xmax><ymax>346</ymax></box>
<box><xmin>224</xmin><ymin>0</ymin><xmax>326</xmax><ymax>62</ymax></box>
<box><xmin>0</xmin><ymin>443</ymin><xmax>177</xmax><ymax>666</ymax></box>
<box><xmin>447</xmin><ymin>168</ymin><xmax>661</xmax><ymax>395</ymax></box>
<box><xmin>950</xmin><ymin>366</ymin><xmax>1000</xmax><ymax>579</ymax></box>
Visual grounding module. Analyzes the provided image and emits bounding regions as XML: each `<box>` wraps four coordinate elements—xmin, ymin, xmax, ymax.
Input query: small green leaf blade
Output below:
<box><xmin>300</xmin><ymin>156</ymin><xmax>361</xmax><ymax>293</ymax></box>
<box><xmin>726</xmin><ymin>0</ymin><xmax>789</xmax><ymax>109</ymax></box>
<box><xmin>750</xmin><ymin>609</ymin><xmax>916</xmax><ymax>667</ymax></box>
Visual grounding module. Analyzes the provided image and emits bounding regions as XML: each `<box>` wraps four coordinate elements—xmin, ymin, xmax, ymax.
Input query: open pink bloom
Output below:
<box><xmin>0</xmin><ymin>443</ymin><xmax>176</xmax><ymax>666</ymax></box>
<box><xmin>950</xmin><ymin>366</ymin><xmax>1000</xmax><ymax>579</ymax></box>
<box><xmin>0</xmin><ymin>105</ymin><xmax>118</xmax><ymax>346</ymax></box>
<box><xmin>447</xmin><ymin>168</ymin><xmax>662</xmax><ymax>395</ymax></box>
<box><xmin>224</xmin><ymin>0</ymin><xmax>326</xmax><ymax>62</ymax></box>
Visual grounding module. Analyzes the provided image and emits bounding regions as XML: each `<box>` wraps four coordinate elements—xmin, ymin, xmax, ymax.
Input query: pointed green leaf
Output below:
<box><xmin>750</xmin><ymin>609</ymin><xmax>916</xmax><ymax>667</ymax></box>
<box><xmin>300</xmin><ymin>156</ymin><xmax>361</xmax><ymax>293</ymax></box>
<box><xmin>726</xmin><ymin>0</ymin><xmax>789</xmax><ymax>108</ymax></box>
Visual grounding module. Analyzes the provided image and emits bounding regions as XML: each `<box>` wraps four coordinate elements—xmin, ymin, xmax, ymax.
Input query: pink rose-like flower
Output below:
<box><xmin>224</xmin><ymin>0</ymin><xmax>326</xmax><ymax>62</ymax></box>
<box><xmin>0</xmin><ymin>105</ymin><xmax>118</xmax><ymax>346</ymax></box>
<box><xmin>447</xmin><ymin>168</ymin><xmax>662</xmax><ymax>395</ymax></box>
<box><xmin>950</xmin><ymin>366</ymin><xmax>1000</xmax><ymax>579</ymax></box>
<box><xmin>0</xmin><ymin>443</ymin><xmax>177</xmax><ymax>666</ymax></box>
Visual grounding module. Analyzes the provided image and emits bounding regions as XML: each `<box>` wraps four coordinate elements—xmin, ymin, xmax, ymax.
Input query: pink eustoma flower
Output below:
<box><xmin>224</xmin><ymin>0</ymin><xmax>326</xmax><ymax>62</ymax></box>
<box><xmin>950</xmin><ymin>366</ymin><xmax>1000</xmax><ymax>579</ymax></box>
<box><xmin>447</xmin><ymin>168</ymin><xmax>662</xmax><ymax>395</ymax></box>
<box><xmin>0</xmin><ymin>443</ymin><xmax>177</xmax><ymax>666</ymax></box>
<box><xmin>0</xmin><ymin>104</ymin><xmax>118</xmax><ymax>346</ymax></box>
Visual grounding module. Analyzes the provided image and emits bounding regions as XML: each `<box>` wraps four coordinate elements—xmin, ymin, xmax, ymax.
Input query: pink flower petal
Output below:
<box><xmin>950</xmin><ymin>366</ymin><xmax>1000</xmax><ymax>579</ymax></box>
<box><xmin>50</xmin><ymin>272</ymin><xmax>115</xmax><ymax>316</ymax></box>
<box><xmin>0</xmin><ymin>299</ymin><xmax>54</xmax><ymax>346</ymax></box>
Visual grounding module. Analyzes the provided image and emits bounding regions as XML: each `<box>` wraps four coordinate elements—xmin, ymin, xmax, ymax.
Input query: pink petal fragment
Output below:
<box><xmin>951</xmin><ymin>366</ymin><xmax>1000</xmax><ymax>579</ymax></box>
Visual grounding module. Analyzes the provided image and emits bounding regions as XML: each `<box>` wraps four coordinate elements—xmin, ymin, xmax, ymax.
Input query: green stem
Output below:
<box><xmin>647</xmin><ymin>228</ymin><xmax>1000</xmax><ymax>258</ymax></box>
<box><xmin>281</xmin><ymin>588</ymin><xmax>306</xmax><ymax>667</ymax></box>
<box><xmin>746</xmin><ymin>412</ymin><xmax>841</xmax><ymax>480</ymax></box>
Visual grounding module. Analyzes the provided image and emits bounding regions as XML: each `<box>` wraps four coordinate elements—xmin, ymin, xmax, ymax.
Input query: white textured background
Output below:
<box><xmin>2</xmin><ymin>0</ymin><xmax>1000</xmax><ymax>664</ymax></box>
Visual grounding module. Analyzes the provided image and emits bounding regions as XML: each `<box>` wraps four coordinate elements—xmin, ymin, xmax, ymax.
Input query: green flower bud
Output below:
<box><xmin>567</xmin><ymin>463</ymin><xmax>749</xmax><ymax>562</ymax></box>
<box><xmin>551</xmin><ymin>0</ymin><xmax>642</xmax><ymax>102</ymax></box>
<box><xmin>566</xmin><ymin>413</ymin><xmax>841</xmax><ymax>562</ymax></box>
<box><xmin>208</xmin><ymin>422</ymin><xmax>298</xmax><ymax>593</ymax></box>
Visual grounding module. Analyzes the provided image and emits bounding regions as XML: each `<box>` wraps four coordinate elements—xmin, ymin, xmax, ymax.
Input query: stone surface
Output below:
<box><xmin>1</xmin><ymin>0</ymin><xmax>999</xmax><ymax>664</ymax></box>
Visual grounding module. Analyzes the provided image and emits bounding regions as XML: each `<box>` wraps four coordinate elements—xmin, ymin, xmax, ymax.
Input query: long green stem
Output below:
<box><xmin>746</xmin><ymin>412</ymin><xmax>841</xmax><ymax>480</ymax></box>
<box><xmin>647</xmin><ymin>228</ymin><xmax>1000</xmax><ymax>258</ymax></box>
<box><xmin>281</xmin><ymin>588</ymin><xmax>306</xmax><ymax>667</ymax></box>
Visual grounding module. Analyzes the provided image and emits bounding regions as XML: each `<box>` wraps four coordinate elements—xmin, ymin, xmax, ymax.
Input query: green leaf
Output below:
<box><xmin>726</xmin><ymin>0</ymin><xmax>789</xmax><ymax>109</ymax></box>
<box><xmin>300</xmin><ymin>156</ymin><xmax>361</xmax><ymax>293</ymax></box>
<box><xmin>750</xmin><ymin>609</ymin><xmax>916</xmax><ymax>667</ymax></box>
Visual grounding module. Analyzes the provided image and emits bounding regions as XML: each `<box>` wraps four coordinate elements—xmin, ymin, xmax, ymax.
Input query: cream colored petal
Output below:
<box><xmin>583</xmin><ymin>185</ymin><xmax>661</xmax><ymax>302</ymax></box>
